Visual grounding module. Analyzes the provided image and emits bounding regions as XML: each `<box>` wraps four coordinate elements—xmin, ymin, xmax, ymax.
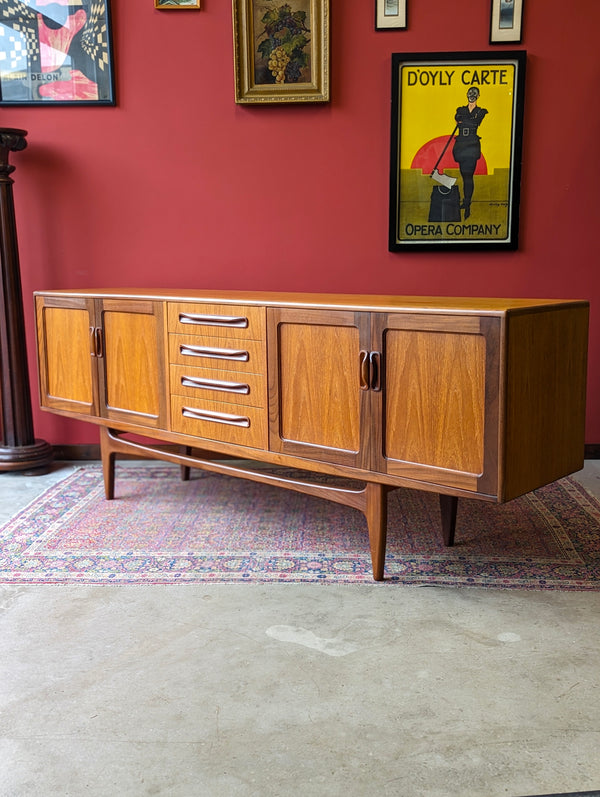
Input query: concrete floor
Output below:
<box><xmin>1</xmin><ymin>461</ymin><xmax>599</xmax><ymax>797</ymax></box>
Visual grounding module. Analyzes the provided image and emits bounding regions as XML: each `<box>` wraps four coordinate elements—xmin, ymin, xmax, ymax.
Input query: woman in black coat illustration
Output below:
<box><xmin>453</xmin><ymin>87</ymin><xmax>488</xmax><ymax>219</ymax></box>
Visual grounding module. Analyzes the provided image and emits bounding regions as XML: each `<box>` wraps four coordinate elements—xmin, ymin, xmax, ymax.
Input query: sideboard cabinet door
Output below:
<box><xmin>267</xmin><ymin>308</ymin><xmax>372</xmax><ymax>468</ymax></box>
<box><xmin>35</xmin><ymin>295</ymin><xmax>98</xmax><ymax>416</ymax></box>
<box><xmin>372</xmin><ymin>313</ymin><xmax>501</xmax><ymax>495</ymax></box>
<box><xmin>96</xmin><ymin>299</ymin><xmax>167</xmax><ymax>429</ymax></box>
<box><xmin>36</xmin><ymin>295</ymin><xmax>167</xmax><ymax>431</ymax></box>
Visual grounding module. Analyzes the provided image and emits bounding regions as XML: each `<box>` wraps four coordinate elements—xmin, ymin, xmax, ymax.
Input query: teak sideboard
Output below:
<box><xmin>34</xmin><ymin>290</ymin><xmax>589</xmax><ymax>580</ymax></box>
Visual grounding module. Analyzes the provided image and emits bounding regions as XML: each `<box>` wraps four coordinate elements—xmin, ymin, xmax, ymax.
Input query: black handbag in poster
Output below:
<box><xmin>428</xmin><ymin>185</ymin><xmax>461</xmax><ymax>223</ymax></box>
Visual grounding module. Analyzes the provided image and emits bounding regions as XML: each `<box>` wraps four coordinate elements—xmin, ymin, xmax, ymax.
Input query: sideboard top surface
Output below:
<box><xmin>34</xmin><ymin>289</ymin><xmax>589</xmax><ymax>316</ymax></box>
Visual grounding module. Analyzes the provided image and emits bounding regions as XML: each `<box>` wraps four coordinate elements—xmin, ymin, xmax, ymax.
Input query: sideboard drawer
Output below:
<box><xmin>170</xmin><ymin>363</ymin><xmax>266</xmax><ymax>408</ymax></box>
<box><xmin>170</xmin><ymin>395</ymin><xmax>267</xmax><ymax>449</ymax></box>
<box><xmin>169</xmin><ymin>333</ymin><xmax>266</xmax><ymax>373</ymax></box>
<box><xmin>168</xmin><ymin>302</ymin><xmax>265</xmax><ymax>340</ymax></box>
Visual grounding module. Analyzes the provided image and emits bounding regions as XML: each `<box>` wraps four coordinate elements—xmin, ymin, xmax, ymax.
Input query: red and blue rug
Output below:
<box><xmin>1</xmin><ymin>464</ymin><xmax>599</xmax><ymax>588</ymax></box>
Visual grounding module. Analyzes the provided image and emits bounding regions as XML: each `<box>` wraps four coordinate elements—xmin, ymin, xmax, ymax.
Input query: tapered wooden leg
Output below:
<box><xmin>439</xmin><ymin>494</ymin><xmax>458</xmax><ymax>546</ymax></box>
<box><xmin>99</xmin><ymin>427</ymin><xmax>116</xmax><ymax>500</ymax></box>
<box><xmin>180</xmin><ymin>446</ymin><xmax>192</xmax><ymax>481</ymax></box>
<box><xmin>364</xmin><ymin>483</ymin><xmax>388</xmax><ymax>581</ymax></box>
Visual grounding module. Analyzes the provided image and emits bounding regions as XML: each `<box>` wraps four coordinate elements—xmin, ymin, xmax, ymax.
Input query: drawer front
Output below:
<box><xmin>169</xmin><ymin>334</ymin><xmax>266</xmax><ymax>373</ymax></box>
<box><xmin>168</xmin><ymin>302</ymin><xmax>265</xmax><ymax>340</ymax></box>
<box><xmin>171</xmin><ymin>395</ymin><xmax>267</xmax><ymax>449</ymax></box>
<box><xmin>170</xmin><ymin>363</ymin><xmax>265</xmax><ymax>408</ymax></box>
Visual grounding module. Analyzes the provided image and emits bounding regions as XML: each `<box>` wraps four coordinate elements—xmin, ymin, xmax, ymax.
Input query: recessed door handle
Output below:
<box><xmin>94</xmin><ymin>327</ymin><xmax>104</xmax><ymax>358</ymax></box>
<box><xmin>369</xmin><ymin>351</ymin><xmax>381</xmax><ymax>392</ymax></box>
<box><xmin>359</xmin><ymin>350</ymin><xmax>369</xmax><ymax>390</ymax></box>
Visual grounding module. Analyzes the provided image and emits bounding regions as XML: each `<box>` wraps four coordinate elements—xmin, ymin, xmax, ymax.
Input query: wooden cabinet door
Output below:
<box><xmin>267</xmin><ymin>308</ymin><xmax>371</xmax><ymax>468</ymax></box>
<box><xmin>96</xmin><ymin>299</ymin><xmax>167</xmax><ymax>429</ymax></box>
<box><xmin>35</xmin><ymin>295</ymin><xmax>98</xmax><ymax>416</ymax></box>
<box><xmin>372</xmin><ymin>313</ymin><xmax>501</xmax><ymax>495</ymax></box>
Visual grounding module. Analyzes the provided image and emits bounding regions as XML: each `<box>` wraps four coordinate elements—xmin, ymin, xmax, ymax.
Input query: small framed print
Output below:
<box><xmin>490</xmin><ymin>0</ymin><xmax>523</xmax><ymax>44</ymax></box>
<box><xmin>155</xmin><ymin>0</ymin><xmax>200</xmax><ymax>7</ymax></box>
<box><xmin>376</xmin><ymin>0</ymin><xmax>407</xmax><ymax>30</ymax></box>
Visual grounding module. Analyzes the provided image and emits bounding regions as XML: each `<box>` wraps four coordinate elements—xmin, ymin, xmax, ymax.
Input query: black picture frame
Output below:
<box><xmin>389</xmin><ymin>50</ymin><xmax>526</xmax><ymax>252</ymax></box>
<box><xmin>0</xmin><ymin>0</ymin><xmax>115</xmax><ymax>106</ymax></box>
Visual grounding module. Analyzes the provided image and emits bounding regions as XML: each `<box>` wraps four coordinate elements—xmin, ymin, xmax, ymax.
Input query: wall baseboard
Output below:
<box><xmin>52</xmin><ymin>445</ymin><xmax>101</xmax><ymax>460</ymax></box>
<box><xmin>52</xmin><ymin>444</ymin><xmax>180</xmax><ymax>461</ymax></box>
<box><xmin>53</xmin><ymin>444</ymin><xmax>600</xmax><ymax>461</ymax></box>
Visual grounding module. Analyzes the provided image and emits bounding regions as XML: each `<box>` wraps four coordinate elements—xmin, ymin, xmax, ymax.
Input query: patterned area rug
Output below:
<box><xmin>1</xmin><ymin>464</ymin><xmax>599</xmax><ymax>588</ymax></box>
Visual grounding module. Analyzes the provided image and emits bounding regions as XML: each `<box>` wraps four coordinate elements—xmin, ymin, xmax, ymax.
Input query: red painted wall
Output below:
<box><xmin>3</xmin><ymin>0</ymin><xmax>599</xmax><ymax>446</ymax></box>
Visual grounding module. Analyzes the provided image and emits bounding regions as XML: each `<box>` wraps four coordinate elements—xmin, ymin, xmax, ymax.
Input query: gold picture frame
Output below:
<box><xmin>232</xmin><ymin>0</ymin><xmax>330</xmax><ymax>104</ymax></box>
<box><xmin>155</xmin><ymin>0</ymin><xmax>201</xmax><ymax>9</ymax></box>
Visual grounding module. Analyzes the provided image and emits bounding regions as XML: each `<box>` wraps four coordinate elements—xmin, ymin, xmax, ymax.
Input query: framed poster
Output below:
<box><xmin>389</xmin><ymin>51</ymin><xmax>526</xmax><ymax>252</ymax></box>
<box><xmin>490</xmin><ymin>0</ymin><xmax>523</xmax><ymax>44</ymax></box>
<box><xmin>376</xmin><ymin>0</ymin><xmax>407</xmax><ymax>31</ymax></box>
<box><xmin>232</xmin><ymin>0</ymin><xmax>329</xmax><ymax>104</ymax></box>
<box><xmin>0</xmin><ymin>0</ymin><xmax>115</xmax><ymax>105</ymax></box>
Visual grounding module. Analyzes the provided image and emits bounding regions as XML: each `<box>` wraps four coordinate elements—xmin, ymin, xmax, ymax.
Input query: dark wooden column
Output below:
<box><xmin>0</xmin><ymin>128</ymin><xmax>53</xmax><ymax>473</ymax></box>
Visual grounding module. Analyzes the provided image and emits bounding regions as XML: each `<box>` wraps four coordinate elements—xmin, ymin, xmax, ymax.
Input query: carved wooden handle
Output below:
<box><xmin>179</xmin><ymin>344</ymin><xmax>249</xmax><ymax>362</ymax></box>
<box><xmin>369</xmin><ymin>351</ymin><xmax>381</xmax><ymax>392</ymax></box>
<box><xmin>180</xmin><ymin>375</ymin><xmax>250</xmax><ymax>395</ymax></box>
<box><xmin>181</xmin><ymin>406</ymin><xmax>250</xmax><ymax>428</ymax></box>
<box><xmin>94</xmin><ymin>327</ymin><xmax>104</xmax><ymax>358</ymax></box>
<box><xmin>359</xmin><ymin>350</ymin><xmax>369</xmax><ymax>390</ymax></box>
<box><xmin>179</xmin><ymin>313</ymin><xmax>248</xmax><ymax>328</ymax></box>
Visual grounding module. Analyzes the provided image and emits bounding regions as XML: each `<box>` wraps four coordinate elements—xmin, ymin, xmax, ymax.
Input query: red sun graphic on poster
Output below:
<box><xmin>411</xmin><ymin>136</ymin><xmax>488</xmax><ymax>175</ymax></box>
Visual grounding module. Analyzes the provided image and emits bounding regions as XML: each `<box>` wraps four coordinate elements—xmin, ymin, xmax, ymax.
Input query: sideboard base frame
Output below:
<box><xmin>99</xmin><ymin>426</ymin><xmax>458</xmax><ymax>581</ymax></box>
